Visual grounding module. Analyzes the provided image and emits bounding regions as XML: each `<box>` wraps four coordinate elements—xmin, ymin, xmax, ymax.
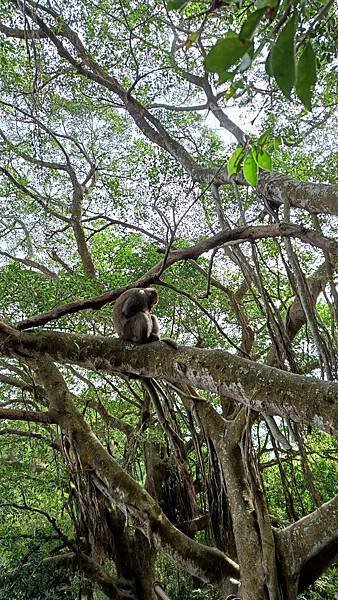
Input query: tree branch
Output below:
<box><xmin>0</xmin><ymin>407</ymin><xmax>51</xmax><ymax>423</ymax></box>
<box><xmin>15</xmin><ymin>222</ymin><xmax>338</xmax><ymax>330</ymax></box>
<box><xmin>42</xmin><ymin>553</ymin><xmax>137</xmax><ymax>600</ymax></box>
<box><xmin>276</xmin><ymin>494</ymin><xmax>338</xmax><ymax>593</ymax></box>
<box><xmin>258</xmin><ymin>172</ymin><xmax>338</xmax><ymax>216</ymax></box>
<box><xmin>0</xmin><ymin>326</ymin><xmax>336</xmax><ymax>435</ymax></box>
<box><xmin>34</xmin><ymin>358</ymin><xmax>240</xmax><ymax>586</ymax></box>
<box><xmin>0</xmin><ymin>251</ymin><xmax>58</xmax><ymax>280</ymax></box>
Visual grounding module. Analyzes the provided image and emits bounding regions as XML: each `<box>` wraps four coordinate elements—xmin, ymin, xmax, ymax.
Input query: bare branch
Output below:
<box><xmin>0</xmin><ymin>251</ymin><xmax>58</xmax><ymax>279</ymax></box>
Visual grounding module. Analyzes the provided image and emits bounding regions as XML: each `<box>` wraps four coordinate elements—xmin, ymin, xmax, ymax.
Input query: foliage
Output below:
<box><xmin>0</xmin><ymin>0</ymin><xmax>336</xmax><ymax>598</ymax></box>
<box><xmin>0</xmin><ymin>544</ymin><xmax>79</xmax><ymax>599</ymax></box>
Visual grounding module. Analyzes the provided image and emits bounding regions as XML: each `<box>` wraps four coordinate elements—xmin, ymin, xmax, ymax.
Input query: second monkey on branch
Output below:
<box><xmin>113</xmin><ymin>288</ymin><xmax>177</xmax><ymax>348</ymax></box>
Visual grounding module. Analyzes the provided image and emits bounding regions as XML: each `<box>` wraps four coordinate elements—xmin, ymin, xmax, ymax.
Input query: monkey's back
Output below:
<box><xmin>112</xmin><ymin>291</ymin><xmax>129</xmax><ymax>337</ymax></box>
<box><xmin>112</xmin><ymin>288</ymin><xmax>152</xmax><ymax>341</ymax></box>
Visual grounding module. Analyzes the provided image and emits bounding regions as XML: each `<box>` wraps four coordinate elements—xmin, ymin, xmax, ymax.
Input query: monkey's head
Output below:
<box><xmin>145</xmin><ymin>288</ymin><xmax>158</xmax><ymax>309</ymax></box>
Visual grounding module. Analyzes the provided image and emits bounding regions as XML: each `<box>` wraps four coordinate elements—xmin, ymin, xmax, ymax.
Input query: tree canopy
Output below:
<box><xmin>0</xmin><ymin>1</ymin><xmax>337</xmax><ymax>599</ymax></box>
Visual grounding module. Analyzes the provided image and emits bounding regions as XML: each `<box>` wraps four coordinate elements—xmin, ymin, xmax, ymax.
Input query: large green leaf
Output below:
<box><xmin>255</xmin><ymin>149</ymin><xmax>272</xmax><ymax>170</ymax></box>
<box><xmin>243</xmin><ymin>151</ymin><xmax>258</xmax><ymax>186</ymax></box>
<box><xmin>205</xmin><ymin>36</ymin><xmax>251</xmax><ymax>73</ymax></box>
<box><xmin>271</xmin><ymin>14</ymin><xmax>297</xmax><ymax>99</ymax></box>
<box><xmin>296</xmin><ymin>41</ymin><xmax>317</xmax><ymax>110</ymax></box>
<box><xmin>227</xmin><ymin>146</ymin><xmax>245</xmax><ymax>177</ymax></box>
<box><xmin>239</xmin><ymin>8</ymin><xmax>265</xmax><ymax>40</ymax></box>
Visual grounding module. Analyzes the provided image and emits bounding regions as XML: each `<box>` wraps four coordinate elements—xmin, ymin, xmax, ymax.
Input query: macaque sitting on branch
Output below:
<box><xmin>113</xmin><ymin>288</ymin><xmax>177</xmax><ymax>348</ymax></box>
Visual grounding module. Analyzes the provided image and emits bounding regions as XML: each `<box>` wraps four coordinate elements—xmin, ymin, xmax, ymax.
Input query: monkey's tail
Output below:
<box><xmin>160</xmin><ymin>337</ymin><xmax>178</xmax><ymax>350</ymax></box>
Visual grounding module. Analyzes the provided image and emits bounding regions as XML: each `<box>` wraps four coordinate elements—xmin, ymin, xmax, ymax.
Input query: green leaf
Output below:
<box><xmin>296</xmin><ymin>41</ymin><xmax>317</xmax><ymax>110</ymax></box>
<box><xmin>185</xmin><ymin>31</ymin><xmax>200</xmax><ymax>48</ymax></box>
<box><xmin>243</xmin><ymin>151</ymin><xmax>258</xmax><ymax>186</ymax></box>
<box><xmin>258</xmin><ymin>130</ymin><xmax>269</xmax><ymax>146</ymax></box>
<box><xmin>218</xmin><ymin>71</ymin><xmax>235</xmax><ymax>84</ymax></box>
<box><xmin>271</xmin><ymin>14</ymin><xmax>297</xmax><ymax>99</ymax></box>
<box><xmin>255</xmin><ymin>149</ymin><xmax>272</xmax><ymax>170</ymax></box>
<box><xmin>167</xmin><ymin>0</ymin><xmax>187</xmax><ymax>10</ymax></box>
<box><xmin>265</xmin><ymin>47</ymin><xmax>273</xmax><ymax>76</ymax></box>
<box><xmin>227</xmin><ymin>146</ymin><xmax>244</xmax><ymax>177</ymax></box>
<box><xmin>256</xmin><ymin>0</ymin><xmax>278</xmax><ymax>7</ymax></box>
<box><xmin>239</xmin><ymin>9</ymin><xmax>265</xmax><ymax>40</ymax></box>
<box><xmin>205</xmin><ymin>36</ymin><xmax>251</xmax><ymax>73</ymax></box>
<box><xmin>273</xmin><ymin>135</ymin><xmax>282</xmax><ymax>150</ymax></box>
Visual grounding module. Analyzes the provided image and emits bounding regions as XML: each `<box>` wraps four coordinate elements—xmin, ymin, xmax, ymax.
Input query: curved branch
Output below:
<box><xmin>85</xmin><ymin>215</ymin><xmax>164</xmax><ymax>244</ymax></box>
<box><xmin>42</xmin><ymin>553</ymin><xmax>137</xmax><ymax>600</ymax></box>
<box><xmin>15</xmin><ymin>223</ymin><xmax>338</xmax><ymax>330</ymax></box>
<box><xmin>0</xmin><ymin>251</ymin><xmax>58</xmax><ymax>280</ymax></box>
<box><xmin>0</xmin><ymin>166</ymin><xmax>70</xmax><ymax>223</ymax></box>
<box><xmin>276</xmin><ymin>494</ymin><xmax>338</xmax><ymax>593</ymax></box>
<box><xmin>0</xmin><ymin>128</ymin><xmax>68</xmax><ymax>171</ymax></box>
<box><xmin>201</xmin><ymin>78</ymin><xmax>246</xmax><ymax>144</ymax></box>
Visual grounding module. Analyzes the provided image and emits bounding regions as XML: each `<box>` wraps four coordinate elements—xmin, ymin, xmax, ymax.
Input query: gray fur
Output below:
<box><xmin>113</xmin><ymin>288</ymin><xmax>159</xmax><ymax>344</ymax></box>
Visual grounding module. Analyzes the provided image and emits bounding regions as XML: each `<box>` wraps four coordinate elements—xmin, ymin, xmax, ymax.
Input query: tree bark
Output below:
<box><xmin>33</xmin><ymin>359</ymin><xmax>240</xmax><ymax>587</ymax></box>
<box><xmin>0</xmin><ymin>326</ymin><xmax>336</xmax><ymax>435</ymax></box>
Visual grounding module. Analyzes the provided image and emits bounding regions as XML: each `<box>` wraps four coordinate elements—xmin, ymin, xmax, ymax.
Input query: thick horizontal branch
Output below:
<box><xmin>258</xmin><ymin>172</ymin><xmax>338</xmax><ymax>216</ymax></box>
<box><xmin>16</xmin><ymin>223</ymin><xmax>337</xmax><ymax>330</ymax></box>
<box><xmin>0</xmin><ymin>407</ymin><xmax>51</xmax><ymax>423</ymax></box>
<box><xmin>0</xmin><ymin>328</ymin><xmax>336</xmax><ymax>435</ymax></box>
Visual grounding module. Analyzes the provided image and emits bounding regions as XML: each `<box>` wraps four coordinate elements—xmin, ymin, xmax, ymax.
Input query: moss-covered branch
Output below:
<box><xmin>0</xmin><ymin>324</ymin><xmax>336</xmax><ymax>435</ymax></box>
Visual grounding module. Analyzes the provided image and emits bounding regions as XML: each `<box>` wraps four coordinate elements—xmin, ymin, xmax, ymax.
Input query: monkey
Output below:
<box><xmin>113</xmin><ymin>287</ymin><xmax>177</xmax><ymax>348</ymax></box>
<box><xmin>113</xmin><ymin>287</ymin><xmax>160</xmax><ymax>344</ymax></box>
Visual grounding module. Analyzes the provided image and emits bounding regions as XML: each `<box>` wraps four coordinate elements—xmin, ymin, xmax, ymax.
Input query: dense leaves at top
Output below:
<box><xmin>170</xmin><ymin>0</ymin><xmax>330</xmax><ymax>110</ymax></box>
